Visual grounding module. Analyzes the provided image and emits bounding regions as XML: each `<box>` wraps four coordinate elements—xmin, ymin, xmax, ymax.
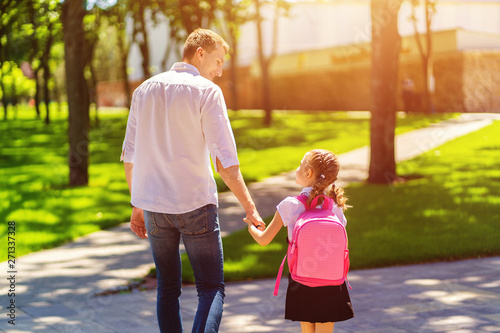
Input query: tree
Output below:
<box><xmin>39</xmin><ymin>1</ymin><xmax>62</xmax><ymax>125</ymax></box>
<box><xmin>100</xmin><ymin>0</ymin><xmax>132</xmax><ymax>108</ymax></box>
<box><xmin>130</xmin><ymin>0</ymin><xmax>153</xmax><ymax>79</ymax></box>
<box><xmin>83</xmin><ymin>9</ymin><xmax>104</xmax><ymax>125</ymax></box>
<box><xmin>62</xmin><ymin>0</ymin><xmax>90</xmax><ymax>186</ymax></box>
<box><xmin>178</xmin><ymin>0</ymin><xmax>217</xmax><ymax>33</ymax></box>
<box><xmin>6</xmin><ymin>0</ymin><xmax>62</xmax><ymax>123</ymax></box>
<box><xmin>26</xmin><ymin>0</ymin><xmax>43</xmax><ymax>119</ymax></box>
<box><xmin>221</xmin><ymin>0</ymin><xmax>252</xmax><ymax>111</ymax></box>
<box><xmin>254</xmin><ymin>0</ymin><xmax>288</xmax><ymax>126</ymax></box>
<box><xmin>0</xmin><ymin>0</ymin><xmax>24</xmax><ymax>119</ymax></box>
<box><xmin>368</xmin><ymin>0</ymin><xmax>403</xmax><ymax>184</ymax></box>
<box><xmin>410</xmin><ymin>0</ymin><xmax>436</xmax><ymax>113</ymax></box>
<box><xmin>0</xmin><ymin>62</ymin><xmax>35</xmax><ymax>118</ymax></box>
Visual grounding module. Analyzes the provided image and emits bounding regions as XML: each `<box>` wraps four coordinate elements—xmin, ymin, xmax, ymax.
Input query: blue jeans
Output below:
<box><xmin>144</xmin><ymin>205</ymin><xmax>225</xmax><ymax>333</ymax></box>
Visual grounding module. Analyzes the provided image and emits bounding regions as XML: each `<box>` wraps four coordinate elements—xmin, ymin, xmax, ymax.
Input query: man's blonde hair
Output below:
<box><xmin>182</xmin><ymin>28</ymin><xmax>229</xmax><ymax>60</ymax></box>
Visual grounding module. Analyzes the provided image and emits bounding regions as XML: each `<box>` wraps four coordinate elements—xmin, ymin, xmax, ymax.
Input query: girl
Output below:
<box><xmin>244</xmin><ymin>149</ymin><xmax>354</xmax><ymax>333</ymax></box>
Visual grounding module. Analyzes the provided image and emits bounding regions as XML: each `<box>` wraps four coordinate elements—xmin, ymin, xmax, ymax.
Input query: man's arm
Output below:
<box><xmin>216</xmin><ymin>158</ymin><xmax>265</xmax><ymax>229</ymax></box>
<box><xmin>124</xmin><ymin>162</ymin><xmax>147</xmax><ymax>239</ymax></box>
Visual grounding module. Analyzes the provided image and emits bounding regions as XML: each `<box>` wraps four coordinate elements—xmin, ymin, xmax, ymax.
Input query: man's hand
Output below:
<box><xmin>130</xmin><ymin>207</ymin><xmax>147</xmax><ymax>239</ymax></box>
<box><xmin>216</xmin><ymin>158</ymin><xmax>265</xmax><ymax>230</ymax></box>
<box><xmin>246</xmin><ymin>210</ymin><xmax>265</xmax><ymax>230</ymax></box>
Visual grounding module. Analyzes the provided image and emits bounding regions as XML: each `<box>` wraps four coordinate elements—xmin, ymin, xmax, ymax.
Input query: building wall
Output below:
<box><xmin>462</xmin><ymin>51</ymin><xmax>500</xmax><ymax>112</ymax></box>
<box><xmin>98</xmin><ymin>29</ymin><xmax>500</xmax><ymax>113</ymax></box>
<box><xmin>216</xmin><ymin>49</ymin><xmax>499</xmax><ymax>113</ymax></box>
<box><xmin>430</xmin><ymin>52</ymin><xmax>465</xmax><ymax>113</ymax></box>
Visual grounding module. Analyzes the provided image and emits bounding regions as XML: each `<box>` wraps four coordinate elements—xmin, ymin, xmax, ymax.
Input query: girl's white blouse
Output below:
<box><xmin>277</xmin><ymin>187</ymin><xmax>347</xmax><ymax>240</ymax></box>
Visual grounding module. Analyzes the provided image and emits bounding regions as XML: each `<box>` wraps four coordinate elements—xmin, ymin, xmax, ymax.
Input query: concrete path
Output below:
<box><xmin>1</xmin><ymin>113</ymin><xmax>499</xmax><ymax>333</ymax></box>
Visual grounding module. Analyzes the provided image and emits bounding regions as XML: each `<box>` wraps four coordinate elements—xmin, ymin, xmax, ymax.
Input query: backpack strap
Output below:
<box><xmin>297</xmin><ymin>194</ymin><xmax>334</xmax><ymax>211</ymax></box>
<box><xmin>295</xmin><ymin>195</ymin><xmax>309</xmax><ymax>208</ymax></box>
<box><xmin>273</xmin><ymin>254</ymin><xmax>287</xmax><ymax>296</ymax></box>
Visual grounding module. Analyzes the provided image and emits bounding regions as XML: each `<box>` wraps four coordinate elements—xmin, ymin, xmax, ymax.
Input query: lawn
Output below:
<box><xmin>180</xmin><ymin>120</ymin><xmax>500</xmax><ymax>283</ymax></box>
<box><xmin>0</xmin><ymin>105</ymin><xmax>454</xmax><ymax>261</ymax></box>
<box><xmin>1</xmin><ymin>106</ymin><xmax>131</xmax><ymax>260</ymax></box>
<box><xmin>219</xmin><ymin>110</ymin><xmax>455</xmax><ymax>189</ymax></box>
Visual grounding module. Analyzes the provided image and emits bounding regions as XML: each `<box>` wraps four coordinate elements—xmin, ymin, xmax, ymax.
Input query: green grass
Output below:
<box><xmin>348</xmin><ymin>120</ymin><xmax>500</xmax><ymax>268</ymax></box>
<box><xmin>218</xmin><ymin>110</ymin><xmax>455</xmax><ymax>189</ymax></box>
<box><xmin>0</xmin><ymin>105</ymin><xmax>131</xmax><ymax>260</ymax></box>
<box><xmin>0</xmin><ymin>105</ymin><xmax>455</xmax><ymax>261</ymax></box>
<box><xmin>181</xmin><ymin>120</ymin><xmax>500</xmax><ymax>283</ymax></box>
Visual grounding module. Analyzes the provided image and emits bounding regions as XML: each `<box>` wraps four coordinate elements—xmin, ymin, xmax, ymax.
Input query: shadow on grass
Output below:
<box><xmin>0</xmin><ymin>113</ymin><xmax>132</xmax><ymax>261</ymax></box>
<box><xmin>346</xmin><ymin>121</ymin><xmax>500</xmax><ymax>270</ymax></box>
<box><xmin>231</xmin><ymin>111</ymin><xmax>369</xmax><ymax>151</ymax></box>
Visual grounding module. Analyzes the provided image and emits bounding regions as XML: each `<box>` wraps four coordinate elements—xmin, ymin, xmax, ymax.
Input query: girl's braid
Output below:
<box><xmin>306</xmin><ymin>149</ymin><xmax>349</xmax><ymax>210</ymax></box>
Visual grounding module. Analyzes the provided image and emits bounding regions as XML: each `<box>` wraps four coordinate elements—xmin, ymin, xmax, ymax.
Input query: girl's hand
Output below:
<box><xmin>244</xmin><ymin>211</ymin><xmax>283</xmax><ymax>246</ymax></box>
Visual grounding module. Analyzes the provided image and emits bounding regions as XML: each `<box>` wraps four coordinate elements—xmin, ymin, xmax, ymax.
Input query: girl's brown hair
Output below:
<box><xmin>304</xmin><ymin>149</ymin><xmax>349</xmax><ymax>211</ymax></box>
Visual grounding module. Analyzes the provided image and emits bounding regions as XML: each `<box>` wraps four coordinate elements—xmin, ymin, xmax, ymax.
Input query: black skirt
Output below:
<box><xmin>285</xmin><ymin>275</ymin><xmax>355</xmax><ymax>323</ymax></box>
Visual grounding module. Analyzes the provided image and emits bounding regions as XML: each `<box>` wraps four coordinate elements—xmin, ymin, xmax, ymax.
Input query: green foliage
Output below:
<box><xmin>0</xmin><ymin>62</ymin><xmax>36</xmax><ymax>101</ymax></box>
<box><xmin>195</xmin><ymin>121</ymin><xmax>500</xmax><ymax>282</ymax></box>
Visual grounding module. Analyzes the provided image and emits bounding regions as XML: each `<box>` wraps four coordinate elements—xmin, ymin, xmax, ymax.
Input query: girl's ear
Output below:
<box><xmin>306</xmin><ymin>168</ymin><xmax>313</xmax><ymax>179</ymax></box>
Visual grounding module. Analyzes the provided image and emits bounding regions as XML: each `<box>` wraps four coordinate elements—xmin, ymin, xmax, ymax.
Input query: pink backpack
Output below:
<box><xmin>274</xmin><ymin>194</ymin><xmax>350</xmax><ymax>296</ymax></box>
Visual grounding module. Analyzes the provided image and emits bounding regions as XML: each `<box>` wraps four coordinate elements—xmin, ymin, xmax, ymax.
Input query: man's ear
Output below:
<box><xmin>196</xmin><ymin>47</ymin><xmax>204</xmax><ymax>60</ymax></box>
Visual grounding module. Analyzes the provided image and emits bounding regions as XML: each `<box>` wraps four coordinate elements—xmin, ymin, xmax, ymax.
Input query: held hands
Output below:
<box><xmin>245</xmin><ymin>209</ymin><xmax>265</xmax><ymax>230</ymax></box>
<box><xmin>243</xmin><ymin>217</ymin><xmax>265</xmax><ymax>231</ymax></box>
<box><xmin>130</xmin><ymin>207</ymin><xmax>148</xmax><ymax>239</ymax></box>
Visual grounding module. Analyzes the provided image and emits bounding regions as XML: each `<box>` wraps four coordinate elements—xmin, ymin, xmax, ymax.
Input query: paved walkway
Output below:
<box><xmin>1</xmin><ymin>113</ymin><xmax>499</xmax><ymax>333</ymax></box>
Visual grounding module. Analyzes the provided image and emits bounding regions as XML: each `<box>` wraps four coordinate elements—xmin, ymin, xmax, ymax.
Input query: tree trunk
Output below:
<box><xmin>0</xmin><ymin>61</ymin><xmax>7</xmax><ymax>120</ymax></box>
<box><xmin>229</xmin><ymin>31</ymin><xmax>239</xmax><ymax>111</ymax></box>
<box><xmin>89</xmin><ymin>63</ymin><xmax>99</xmax><ymax>126</ymax></box>
<box><xmin>411</xmin><ymin>0</ymin><xmax>435</xmax><ymax>113</ymax></box>
<box><xmin>117</xmin><ymin>27</ymin><xmax>131</xmax><ymax>108</ymax></box>
<box><xmin>42</xmin><ymin>19</ymin><xmax>54</xmax><ymax>124</ymax></box>
<box><xmin>42</xmin><ymin>55</ymin><xmax>52</xmax><ymax>124</ymax></box>
<box><xmin>27</xmin><ymin>0</ymin><xmax>41</xmax><ymax>119</ymax></box>
<box><xmin>255</xmin><ymin>0</ymin><xmax>273</xmax><ymax>126</ymax></box>
<box><xmin>62</xmin><ymin>0</ymin><xmax>89</xmax><ymax>186</ymax></box>
<box><xmin>11</xmin><ymin>75</ymin><xmax>18</xmax><ymax>119</ymax></box>
<box><xmin>425</xmin><ymin>0</ymin><xmax>435</xmax><ymax>113</ymax></box>
<box><xmin>261</xmin><ymin>59</ymin><xmax>272</xmax><ymax>126</ymax></box>
<box><xmin>52</xmin><ymin>74</ymin><xmax>62</xmax><ymax>113</ymax></box>
<box><xmin>135</xmin><ymin>3</ymin><xmax>151</xmax><ymax>79</ymax></box>
<box><xmin>368</xmin><ymin>0</ymin><xmax>402</xmax><ymax>184</ymax></box>
<box><xmin>33</xmin><ymin>72</ymin><xmax>41</xmax><ymax>119</ymax></box>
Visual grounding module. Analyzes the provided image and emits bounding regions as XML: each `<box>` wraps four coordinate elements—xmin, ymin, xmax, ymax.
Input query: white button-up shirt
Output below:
<box><xmin>121</xmin><ymin>62</ymin><xmax>239</xmax><ymax>214</ymax></box>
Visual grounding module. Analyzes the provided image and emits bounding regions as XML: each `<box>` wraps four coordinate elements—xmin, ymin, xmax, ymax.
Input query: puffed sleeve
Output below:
<box><xmin>277</xmin><ymin>196</ymin><xmax>305</xmax><ymax>227</ymax></box>
<box><xmin>332</xmin><ymin>205</ymin><xmax>348</xmax><ymax>227</ymax></box>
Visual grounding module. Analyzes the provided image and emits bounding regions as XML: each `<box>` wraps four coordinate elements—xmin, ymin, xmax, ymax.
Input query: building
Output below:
<box><xmin>98</xmin><ymin>0</ymin><xmax>500</xmax><ymax>112</ymax></box>
<box><xmin>216</xmin><ymin>28</ymin><xmax>500</xmax><ymax>112</ymax></box>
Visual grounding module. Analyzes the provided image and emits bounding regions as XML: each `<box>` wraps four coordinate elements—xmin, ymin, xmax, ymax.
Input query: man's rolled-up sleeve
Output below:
<box><xmin>201</xmin><ymin>86</ymin><xmax>239</xmax><ymax>172</ymax></box>
<box><xmin>120</xmin><ymin>92</ymin><xmax>138</xmax><ymax>163</ymax></box>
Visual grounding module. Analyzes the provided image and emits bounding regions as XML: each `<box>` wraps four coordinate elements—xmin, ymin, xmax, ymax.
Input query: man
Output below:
<box><xmin>121</xmin><ymin>29</ymin><xmax>264</xmax><ymax>333</ymax></box>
